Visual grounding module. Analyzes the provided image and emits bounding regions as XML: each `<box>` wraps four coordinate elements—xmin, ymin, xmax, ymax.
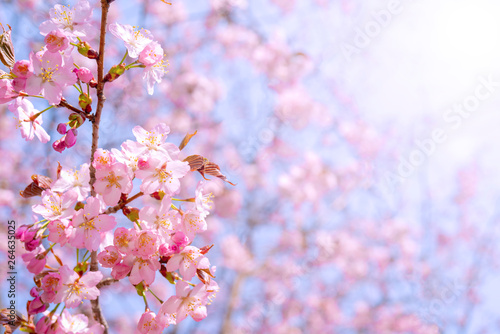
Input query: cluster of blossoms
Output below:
<box><xmin>0</xmin><ymin>0</ymin><xmax>168</xmax><ymax>151</ymax></box>
<box><xmin>12</xmin><ymin>123</ymin><xmax>220</xmax><ymax>333</ymax></box>
<box><xmin>0</xmin><ymin>1</ymin><xmax>226</xmax><ymax>333</ymax></box>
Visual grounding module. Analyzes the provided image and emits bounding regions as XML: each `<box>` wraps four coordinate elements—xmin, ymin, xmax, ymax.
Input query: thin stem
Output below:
<box><xmin>142</xmin><ymin>292</ymin><xmax>149</xmax><ymax>311</ymax></box>
<box><xmin>57</xmin><ymin>100</ymin><xmax>94</xmax><ymax>122</ymax></box>
<box><xmin>83</xmin><ymin>254</ymin><xmax>92</xmax><ymax>263</ymax></box>
<box><xmin>147</xmin><ymin>288</ymin><xmax>164</xmax><ymax>304</ymax></box>
<box><xmin>104</xmin><ymin>192</ymin><xmax>144</xmax><ymax>214</ymax></box>
<box><xmin>31</xmin><ymin>105</ymin><xmax>55</xmax><ymax>120</ymax></box>
<box><xmin>119</xmin><ymin>50</ymin><xmax>128</xmax><ymax>65</ymax></box>
<box><xmin>96</xmin><ymin>278</ymin><xmax>119</xmax><ymax>289</ymax></box>
<box><xmin>73</xmin><ymin>84</ymin><xmax>83</xmax><ymax>94</ymax></box>
<box><xmin>172</xmin><ymin>197</ymin><xmax>195</xmax><ymax>202</ymax></box>
<box><xmin>89</xmin><ymin>1</ymin><xmax>111</xmax><ymax>332</ymax></box>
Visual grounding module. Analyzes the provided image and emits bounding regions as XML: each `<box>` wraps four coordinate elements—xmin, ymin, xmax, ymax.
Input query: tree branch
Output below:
<box><xmin>104</xmin><ymin>192</ymin><xmax>144</xmax><ymax>214</ymax></box>
<box><xmin>89</xmin><ymin>0</ymin><xmax>111</xmax><ymax>332</ymax></box>
<box><xmin>57</xmin><ymin>99</ymin><xmax>95</xmax><ymax>122</ymax></box>
<box><xmin>96</xmin><ymin>278</ymin><xmax>119</xmax><ymax>289</ymax></box>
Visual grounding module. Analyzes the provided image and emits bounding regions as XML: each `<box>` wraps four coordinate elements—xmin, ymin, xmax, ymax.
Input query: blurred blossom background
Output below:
<box><xmin>2</xmin><ymin>0</ymin><xmax>500</xmax><ymax>333</ymax></box>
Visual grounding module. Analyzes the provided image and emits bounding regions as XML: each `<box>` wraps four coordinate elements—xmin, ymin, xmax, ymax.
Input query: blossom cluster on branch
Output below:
<box><xmin>0</xmin><ymin>1</ymin><xmax>229</xmax><ymax>333</ymax></box>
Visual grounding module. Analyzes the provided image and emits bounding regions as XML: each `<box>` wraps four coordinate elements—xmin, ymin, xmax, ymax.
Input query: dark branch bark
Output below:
<box><xmin>89</xmin><ymin>0</ymin><xmax>111</xmax><ymax>332</ymax></box>
<box><xmin>96</xmin><ymin>278</ymin><xmax>119</xmax><ymax>289</ymax></box>
<box><xmin>57</xmin><ymin>100</ymin><xmax>95</xmax><ymax>122</ymax></box>
<box><xmin>104</xmin><ymin>192</ymin><xmax>144</xmax><ymax>214</ymax></box>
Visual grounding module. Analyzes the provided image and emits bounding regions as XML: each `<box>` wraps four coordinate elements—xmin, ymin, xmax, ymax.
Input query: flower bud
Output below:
<box><xmin>44</xmin><ymin>29</ymin><xmax>69</xmax><ymax>53</ymax></box>
<box><xmin>150</xmin><ymin>191</ymin><xmax>165</xmax><ymax>200</ymax></box>
<box><xmin>78</xmin><ymin>93</ymin><xmax>92</xmax><ymax>113</ymax></box>
<box><xmin>12</xmin><ymin>60</ymin><xmax>32</xmax><ymax>78</ymax></box>
<box><xmin>122</xmin><ymin>206</ymin><xmax>140</xmax><ymax>222</ymax></box>
<box><xmin>52</xmin><ymin>138</ymin><xmax>66</xmax><ymax>153</ymax></box>
<box><xmin>64</xmin><ymin>129</ymin><xmax>77</xmax><ymax>148</ymax></box>
<box><xmin>29</xmin><ymin>287</ymin><xmax>39</xmax><ymax>298</ymax></box>
<box><xmin>27</xmin><ymin>296</ymin><xmax>47</xmax><ymax>315</ymax></box>
<box><xmin>0</xmin><ymin>24</ymin><xmax>15</xmax><ymax>68</ymax></box>
<box><xmin>172</xmin><ymin>232</ymin><xmax>189</xmax><ymax>247</ymax></box>
<box><xmin>77</xmin><ymin>41</ymin><xmax>98</xmax><ymax>59</ymax></box>
<box><xmin>103</xmin><ymin>64</ymin><xmax>126</xmax><ymax>82</ymax></box>
<box><xmin>68</xmin><ymin>113</ymin><xmax>84</xmax><ymax>128</ymax></box>
<box><xmin>56</xmin><ymin>123</ymin><xmax>67</xmax><ymax>135</ymax></box>
<box><xmin>25</xmin><ymin>238</ymin><xmax>41</xmax><ymax>252</ymax></box>
<box><xmin>74</xmin><ymin>67</ymin><xmax>94</xmax><ymax>83</ymax></box>
<box><xmin>14</xmin><ymin>225</ymin><xmax>29</xmax><ymax>240</ymax></box>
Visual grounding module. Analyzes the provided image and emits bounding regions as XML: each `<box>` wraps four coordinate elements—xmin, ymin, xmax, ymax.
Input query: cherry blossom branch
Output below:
<box><xmin>89</xmin><ymin>1</ymin><xmax>111</xmax><ymax>332</ymax></box>
<box><xmin>57</xmin><ymin>99</ymin><xmax>94</xmax><ymax>122</ymax></box>
<box><xmin>104</xmin><ymin>191</ymin><xmax>144</xmax><ymax>214</ymax></box>
<box><xmin>96</xmin><ymin>278</ymin><xmax>119</xmax><ymax>289</ymax></box>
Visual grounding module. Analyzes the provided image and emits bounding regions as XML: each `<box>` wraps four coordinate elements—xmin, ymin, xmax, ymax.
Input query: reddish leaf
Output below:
<box><xmin>19</xmin><ymin>175</ymin><xmax>53</xmax><ymax>198</ymax></box>
<box><xmin>178</xmin><ymin>130</ymin><xmax>197</xmax><ymax>151</ymax></box>
<box><xmin>183</xmin><ymin>155</ymin><xmax>236</xmax><ymax>186</ymax></box>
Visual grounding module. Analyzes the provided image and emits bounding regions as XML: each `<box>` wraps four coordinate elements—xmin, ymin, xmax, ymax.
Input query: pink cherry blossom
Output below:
<box><xmin>54</xmin><ymin>265</ymin><xmax>102</xmax><ymax>308</ymax></box>
<box><xmin>160</xmin><ymin>281</ymin><xmax>209</xmax><ymax>323</ymax></box>
<box><xmin>132</xmin><ymin>123</ymin><xmax>179</xmax><ymax>157</ymax></box>
<box><xmin>47</xmin><ymin>219</ymin><xmax>73</xmax><ymax>246</ymax></box>
<box><xmin>133</xmin><ymin>230</ymin><xmax>159</xmax><ymax>259</ymax></box>
<box><xmin>143</xmin><ymin>58</ymin><xmax>168</xmax><ymax>95</ymax></box>
<box><xmin>39</xmin><ymin>1</ymin><xmax>97</xmax><ymax>40</ymax></box>
<box><xmin>94</xmin><ymin>162</ymin><xmax>133</xmax><ymax>206</ymax></box>
<box><xmin>180</xmin><ymin>209</ymin><xmax>208</xmax><ymax>239</ymax></box>
<box><xmin>25</xmin><ymin>51</ymin><xmax>77</xmax><ymax>105</ymax></box>
<box><xmin>111</xmin><ymin>255</ymin><xmax>134</xmax><ymax>280</ymax></box>
<box><xmin>97</xmin><ymin>245</ymin><xmax>122</xmax><ymax>268</ymax></box>
<box><xmin>113</xmin><ymin>227</ymin><xmax>137</xmax><ymax>255</ymax></box>
<box><xmin>139</xmin><ymin>197</ymin><xmax>179</xmax><ymax>240</ymax></box>
<box><xmin>8</xmin><ymin>97</ymin><xmax>50</xmax><ymax>143</ymax></box>
<box><xmin>108</xmin><ymin>23</ymin><xmax>153</xmax><ymax>58</ymax></box>
<box><xmin>57</xmin><ymin>310</ymin><xmax>91</xmax><ymax>333</ymax></box>
<box><xmin>0</xmin><ymin>79</ymin><xmax>18</xmax><ymax>104</ymax></box>
<box><xmin>51</xmin><ymin>163</ymin><xmax>91</xmax><ymax>201</ymax></box>
<box><xmin>44</xmin><ymin>29</ymin><xmax>70</xmax><ymax>52</ymax></box>
<box><xmin>35</xmin><ymin>313</ymin><xmax>58</xmax><ymax>333</ymax></box>
<box><xmin>41</xmin><ymin>272</ymin><xmax>62</xmax><ymax>303</ymax></box>
<box><xmin>74</xmin><ymin>67</ymin><xmax>94</xmax><ymax>83</ymax></box>
<box><xmin>135</xmin><ymin>156</ymin><xmax>189</xmax><ymax>195</ymax></box>
<box><xmin>111</xmin><ymin>140</ymin><xmax>143</xmax><ymax>172</ymax></box>
<box><xmin>129</xmin><ymin>257</ymin><xmax>161</xmax><ymax>286</ymax></box>
<box><xmin>92</xmin><ymin>148</ymin><xmax>116</xmax><ymax>170</ymax></box>
<box><xmin>32</xmin><ymin>189</ymin><xmax>78</xmax><ymax>221</ymax></box>
<box><xmin>139</xmin><ymin>41</ymin><xmax>164</xmax><ymax>67</ymax></box>
<box><xmin>137</xmin><ymin>311</ymin><xmax>168</xmax><ymax>334</ymax></box>
<box><xmin>166</xmin><ymin>246</ymin><xmax>210</xmax><ymax>280</ymax></box>
<box><xmin>70</xmin><ymin>197</ymin><xmax>117</xmax><ymax>251</ymax></box>
<box><xmin>12</xmin><ymin>60</ymin><xmax>33</xmax><ymax>78</ymax></box>
<box><xmin>195</xmin><ymin>181</ymin><xmax>214</xmax><ymax>215</ymax></box>
<box><xmin>28</xmin><ymin>295</ymin><xmax>48</xmax><ymax>315</ymax></box>
<box><xmin>26</xmin><ymin>252</ymin><xmax>47</xmax><ymax>274</ymax></box>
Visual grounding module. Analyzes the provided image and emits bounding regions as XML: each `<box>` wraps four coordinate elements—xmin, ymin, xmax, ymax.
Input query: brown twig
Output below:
<box><xmin>104</xmin><ymin>191</ymin><xmax>144</xmax><ymax>214</ymax></box>
<box><xmin>96</xmin><ymin>278</ymin><xmax>119</xmax><ymax>289</ymax></box>
<box><xmin>89</xmin><ymin>0</ymin><xmax>111</xmax><ymax>332</ymax></box>
<box><xmin>57</xmin><ymin>100</ymin><xmax>95</xmax><ymax>122</ymax></box>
